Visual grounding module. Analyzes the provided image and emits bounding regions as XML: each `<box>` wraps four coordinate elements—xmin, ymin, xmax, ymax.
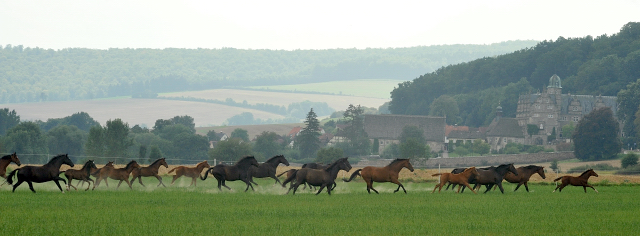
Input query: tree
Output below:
<box><xmin>621</xmin><ymin>153</ymin><xmax>638</xmax><ymax>169</ymax></box>
<box><xmin>562</xmin><ymin>122</ymin><xmax>575</xmax><ymax>139</ymax></box>
<box><xmin>85</xmin><ymin>125</ymin><xmax>106</xmax><ymax>157</ymax></box>
<box><xmin>342</xmin><ymin>104</ymin><xmax>370</xmax><ymax>156</ymax></box>
<box><xmin>2</xmin><ymin>122</ymin><xmax>48</xmax><ymax>163</ymax></box>
<box><xmin>371</xmin><ymin>138</ymin><xmax>379</xmax><ymax>154</ymax></box>
<box><xmin>315</xmin><ymin>147</ymin><xmax>344</xmax><ymax>164</ymax></box>
<box><xmin>253</xmin><ymin>131</ymin><xmax>282</xmax><ymax>160</ymax></box>
<box><xmin>208</xmin><ymin>138</ymin><xmax>253</xmax><ymax>162</ymax></box>
<box><xmin>295</xmin><ymin>108</ymin><xmax>321</xmax><ymax>159</ymax></box>
<box><xmin>0</xmin><ymin>108</ymin><xmax>20</xmax><ymax>136</ymax></box>
<box><xmin>139</xmin><ymin>145</ymin><xmax>148</xmax><ymax>164</ymax></box>
<box><xmin>104</xmin><ymin>119</ymin><xmax>133</xmax><ymax>158</ymax></box>
<box><xmin>46</xmin><ymin>125</ymin><xmax>87</xmax><ymax>162</ymax></box>
<box><xmin>230</xmin><ymin>128</ymin><xmax>249</xmax><ymax>142</ymax></box>
<box><xmin>527</xmin><ymin>124</ymin><xmax>539</xmax><ymax>136</ymax></box>
<box><xmin>172</xmin><ymin>133</ymin><xmax>209</xmax><ymax>161</ymax></box>
<box><xmin>617</xmin><ymin>79</ymin><xmax>640</xmax><ymax>145</ymax></box>
<box><xmin>148</xmin><ymin>145</ymin><xmax>163</xmax><ymax>160</ymax></box>
<box><xmin>573</xmin><ymin>107</ymin><xmax>621</xmax><ymax>161</ymax></box>
<box><xmin>65</xmin><ymin>112</ymin><xmax>100</xmax><ymax>132</ymax></box>
<box><xmin>381</xmin><ymin>143</ymin><xmax>400</xmax><ymax>158</ymax></box>
<box><xmin>429</xmin><ymin>95</ymin><xmax>460</xmax><ymax>124</ymax></box>
<box><xmin>170</xmin><ymin>115</ymin><xmax>196</xmax><ymax>133</ymax></box>
<box><xmin>472</xmin><ymin>139</ymin><xmax>491</xmax><ymax>156</ymax></box>
<box><xmin>131</xmin><ymin>125</ymin><xmax>149</xmax><ymax>134</ymax></box>
<box><xmin>399</xmin><ymin>125</ymin><xmax>428</xmax><ymax>159</ymax></box>
<box><xmin>206</xmin><ymin>130</ymin><xmax>220</xmax><ymax>141</ymax></box>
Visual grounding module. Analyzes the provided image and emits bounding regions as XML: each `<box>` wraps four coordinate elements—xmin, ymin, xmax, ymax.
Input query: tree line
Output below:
<box><xmin>0</xmin><ymin>41</ymin><xmax>537</xmax><ymax>104</ymax></box>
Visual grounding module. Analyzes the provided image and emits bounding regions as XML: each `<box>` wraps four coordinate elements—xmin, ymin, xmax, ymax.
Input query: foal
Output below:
<box><xmin>168</xmin><ymin>160</ymin><xmax>210</xmax><ymax>187</ymax></box>
<box><xmin>62</xmin><ymin>160</ymin><xmax>97</xmax><ymax>191</ymax></box>
<box><xmin>553</xmin><ymin>169</ymin><xmax>599</xmax><ymax>193</ymax></box>
<box><xmin>432</xmin><ymin>167</ymin><xmax>479</xmax><ymax>194</ymax></box>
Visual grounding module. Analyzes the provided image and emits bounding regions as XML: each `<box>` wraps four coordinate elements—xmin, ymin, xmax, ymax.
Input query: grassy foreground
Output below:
<box><xmin>1</xmin><ymin>179</ymin><xmax>639</xmax><ymax>235</ymax></box>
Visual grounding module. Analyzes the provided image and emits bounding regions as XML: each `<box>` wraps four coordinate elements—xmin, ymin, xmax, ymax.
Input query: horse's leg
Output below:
<box><xmin>190</xmin><ymin>177</ymin><xmax>196</xmax><ymax>187</ymax></box>
<box><xmin>366</xmin><ymin>178</ymin><xmax>379</xmax><ymax>194</ymax></box>
<box><xmin>514</xmin><ymin>182</ymin><xmax>523</xmax><ymax>192</ymax></box>
<box><xmin>12</xmin><ymin>179</ymin><xmax>24</xmax><ymax>192</ymax></box>
<box><xmin>272</xmin><ymin>175</ymin><xmax>282</xmax><ymax>185</ymax></box>
<box><xmin>463</xmin><ymin>183</ymin><xmax>477</xmax><ymax>194</ymax></box>
<box><xmin>27</xmin><ymin>181</ymin><xmax>37</xmax><ymax>193</ymax></box>
<box><xmin>126</xmin><ymin>179</ymin><xmax>133</xmax><ymax>190</ymax></box>
<box><xmin>315</xmin><ymin>185</ymin><xmax>326</xmax><ymax>195</ymax></box>
<box><xmin>116</xmin><ymin>180</ymin><xmax>123</xmax><ymax>190</ymax></box>
<box><xmin>68</xmin><ymin>179</ymin><xmax>77</xmax><ymax>191</ymax></box>
<box><xmin>217</xmin><ymin>179</ymin><xmax>222</xmax><ymax>191</ymax></box>
<box><xmin>92</xmin><ymin>178</ymin><xmax>100</xmax><ymax>190</ymax></box>
<box><xmin>497</xmin><ymin>183</ymin><xmax>505</xmax><ymax>194</ymax></box>
<box><xmin>137</xmin><ymin>176</ymin><xmax>146</xmax><ymax>187</ymax></box>
<box><xmin>171</xmin><ymin>175</ymin><xmax>179</xmax><ymax>185</ymax></box>
<box><xmin>156</xmin><ymin>175</ymin><xmax>166</xmax><ymax>187</ymax></box>
<box><xmin>431</xmin><ymin>183</ymin><xmax>439</xmax><ymax>193</ymax></box>
<box><xmin>85</xmin><ymin>179</ymin><xmax>93</xmax><ymax>191</ymax></box>
<box><xmin>524</xmin><ymin>182</ymin><xmax>530</xmax><ymax>192</ymax></box>
<box><xmin>53</xmin><ymin>179</ymin><xmax>65</xmax><ymax>193</ymax></box>
<box><xmin>104</xmin><ymin>178</ymin><xmax>109</xmax><ymax>187</ymax></box>
<box><xmin>585</xmin><ymin>184</ymin><xmax>598</xmax><ymax>193</ymax></box>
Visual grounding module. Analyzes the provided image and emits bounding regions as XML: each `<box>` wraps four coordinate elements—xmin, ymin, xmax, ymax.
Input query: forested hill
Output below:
<box><xmin>389</xmin><ymin>22</ymin><xmax>640</xmax><ymax>127</ymax></box>
<box><xmin>0</xmin><ymin>41</ymin><xmax>537</xmax><ymax>104</ymax></box>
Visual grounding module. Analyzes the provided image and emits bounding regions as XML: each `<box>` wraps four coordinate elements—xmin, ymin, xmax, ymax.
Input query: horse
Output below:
<box><xmin>553</xmin><ymin>169</ymin><xmax>599</xmax><ymax>193</ymax></box>
<box><xmin>343</xmin><ymin>158</ymin><xmax>414</xmax><ymax>194</ymax></box>
<box><xmin>249</xmin><ymin>155</ymin><xmax>290</xmax><ymax>185</ymax></box>
<box><xmin>85</xmin><ymin>161</ymin><xmax>114</xmax><ymax>188</ymax></box>
<box><xmin>92</xmin><ymin>160</ymin><xmax>140</xmax><ymax>190</ymax></box>
<box><xmin>7</xmin><ymin>154</ymin><xmax>74</xmax><ymax>193</ymax></box>
<box><xmin>431</xmin><ymin>167</ymin><xmax>479</xmax><ymax>194</ymax></box>
<box><xmin>282</xmin><ymin>157</ymin><xmax>352</xmax><ymax>195</ymax></box>
<box><xmin>130</xmin><ymin>158</ymin><xmax>169</xmax><ymax>187</ymax></box>
<box><xmin>168</xmin><ymin>160</ymin><xmax>210</xmax><ymax>187</ymax></box>
<box><xmin>463</xmin><ymin>164</ymin><xmax>519</xmax><ymax>194</ymax></box>
<box><xmin>444</xmin><ymin>168</ymin><xmax>466</xmax><ymax>191</ymax></box>
<box><xmin>61</xmin><ymin>160</ymin><xmax>97</xmax><ymax>191</ymax></box>
<box><xmin>301</xmin><ymin>162</ymin><xmax>328</xmax><ymax>169</ymax></box>
<box><xmin>200</xmin><ymin>156</ymin><xmax>260</xmax><ymax>191</ymax></box>
<box><xmin>277</xmin><ymin>169</ymin><xmax>297</xmax><ymax>188</ymax></box>
<box><xmin>0</xmin><ymin>152</ymin><xmax>21</xmax><ymax>186</ymax></box>
<box><xmin>500</xmin><ymin>165</ymin><xmax>546</xmax><ymax>192</ymax></box>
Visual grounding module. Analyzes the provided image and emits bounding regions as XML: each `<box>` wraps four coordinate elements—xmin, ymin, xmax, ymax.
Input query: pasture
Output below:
<box><xmin>1</xmin><ymin>175</ymin><xmax>638</xmax><ymax>235</ymax></box>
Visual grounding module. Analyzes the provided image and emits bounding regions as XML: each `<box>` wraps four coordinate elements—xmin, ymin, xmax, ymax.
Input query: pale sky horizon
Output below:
<box><xmin>1</xmin><ymin>0</ymin><xmax>639</xmax><ymax>50</ymax></box>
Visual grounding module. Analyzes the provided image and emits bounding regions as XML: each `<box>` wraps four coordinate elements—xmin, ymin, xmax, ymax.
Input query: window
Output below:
<box><xmin>573</xmin><ymin>116</ymin><xmax>579</xmax><ymax>122</ymax></box>
<box><xmin>562</xmin><ymin>116</ymin><xmax>567</xmax><ymax>121</ymax></box>
<box><xmin>572</xmin><ymin>106</ymin><xmax>579</xmax><ymax>111</ymax></box>
<box><xmin>539</xmin><ymin>124</ymin><xmax>544</xmax><ymax>130</ymax></box>
<box><xmin>548</xmin><ymin>114</ymin><xmax>553</xmax><ymax>118</ymax></box>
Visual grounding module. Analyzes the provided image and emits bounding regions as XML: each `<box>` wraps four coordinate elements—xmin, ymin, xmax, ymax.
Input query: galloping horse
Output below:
<box><xmin>61</xmin><ymin>160</ymin><xmax>97</xmax><ymax>191</ymax></box>
<box><xmin>92</xmin><ymin>160</ymin><xmax>140</xmax><ymax>190</ymax></box>
<box><xmin>1</xmin><ymin>152</ymin><xmax>20</xmax><ymax>186</ymax></box>
<box><xmin>283</xmin><ymin>157</ymin><xmax>352</xmax><ymax>195</ymax></box>
<box><xmin>553</xmin><ymin>169</ymin><xmax>599</xmax><ymax>193</ymax></box>
<box><xmin>7</xmin><ymin>154</ymin><xmax>74</xmax><ymax>193</ymax></box>
<box><xmin>301</xmin><ymin>162</ymin><xmax>328</xmax><ymax>169</ymax></box>
<box><xmin>86</xmin><ymin>161</ymin><xmax>114</xmax><ymax>188</ymax></box>
<box><xmin>131</xmin><ymin>158</ymin><xmax>169</xmax><ymax>187</ymax></box>
<box><xmin>432</xmin><ymin>167</ymin><xmax>479</xmax><ymax>194</ymax></box>
<box><xmin>501</xmin><ymin>165</ymin><xmax>546</xmax><ymax>192</ymax></box>
<box><xmin>201</xmin><ymin>156</ymin><xmax>259</xmax><ymax>191</ymax></box>
<box><xmin>249</xmin><ymin>155</ymin><xmax>290</xmax><ymax>185</ymax></box>
<box><xmin>168</xmin><ymin>160</ymin><xmax>210</xmax><ymax>187</ymax></box>
<box><xmin>465</xmin><ymin>163</ymin><xmax>519</xmax><ymax>194</ymax></box>
<box><xmin>277</xmin><ymin>169</ymin><xmax>297</xmax><ymax>188</ymax></box>
<box><xmin>343</xmin><ymin>158</ymin><xmax>414</xmax><ymax>194</ymax></box>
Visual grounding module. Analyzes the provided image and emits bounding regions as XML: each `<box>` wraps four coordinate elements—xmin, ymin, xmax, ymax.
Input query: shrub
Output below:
<box><xmin>526</xmin><ymin>145</ymin><xmax>544</xmax><ymax>153</ymax></box>
<box><xmin>621</xmin><ymin>153</ymin><xmax>639</xmax><ymax>168</ymax></box>
<box><xmin>567</xmin><ymin>163</ymin><xmax>618</xmax><ymax>173</ymax></box>
<box><xmin>615</xmin><ymin>165</ymin><xmax>640</xmax><ymax>175</ymax></box>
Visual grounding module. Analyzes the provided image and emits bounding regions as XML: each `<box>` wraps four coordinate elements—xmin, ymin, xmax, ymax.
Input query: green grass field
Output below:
<box><xmin>1</xmin><ymin>177</ymin><xmax>638</xmax><ymax>235</ymax></box>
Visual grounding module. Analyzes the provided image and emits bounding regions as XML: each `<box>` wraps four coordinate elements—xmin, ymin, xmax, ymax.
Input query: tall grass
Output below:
<box><xmin>1</xmin><ymin>178</ymin><xmax>638</xmax><ymax>235</ymax></box>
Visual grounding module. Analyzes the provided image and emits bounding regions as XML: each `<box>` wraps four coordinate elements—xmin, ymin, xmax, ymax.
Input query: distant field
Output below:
<box><xmin>247</xmin><ymin>79</ymin><xmax>406</xmax><ymax>99</ymax></box>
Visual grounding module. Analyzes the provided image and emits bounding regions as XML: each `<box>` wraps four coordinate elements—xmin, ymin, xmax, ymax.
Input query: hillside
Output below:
<box><xmin>0</xmin><ymin>41</ymin><xmax>537</xmax><ymax>104</ymax></box>
<box><xmin>390</xmin><ymin>22</ymin><xmax>640</xmax><ymax>127</ymax></box>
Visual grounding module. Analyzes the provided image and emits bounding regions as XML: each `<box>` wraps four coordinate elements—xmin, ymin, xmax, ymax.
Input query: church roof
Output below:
<box><xmin>485</xmin><ymin>118</ymin><xmax>524</xmax><ymax>138</ymax></box>
<box><xmin>364</xmin><ymin>114</ymin><xmax>445</xmax><ymax>142</ymax></box>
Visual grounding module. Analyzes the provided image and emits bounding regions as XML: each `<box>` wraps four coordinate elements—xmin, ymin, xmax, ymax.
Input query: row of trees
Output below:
<box><xmin>1</xmin><ymin>41</ymin><xmax>538</xmax><ymax>104</ymax></box>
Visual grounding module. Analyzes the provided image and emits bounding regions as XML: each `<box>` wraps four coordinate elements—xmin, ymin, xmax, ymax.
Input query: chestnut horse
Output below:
<box><xmin>85</xmin><ymin>161</ymin><xmax>114</xmax><ymax>188</ymax></box>
<box><xmin>249</xmin><ymin>155</ymin><xmax>290</xmax><ymax>185</ymax></box>
<box><xmin>131</xmin><ymin>158</ymin><xmax>169</xmax><ymax>187</ymax></box>
<box><xmin>283</xmin><ymin>157</ymin><xmax>352</xmax><ymax>195</ymax></box>
<box><xmin>61</xmin><ymin>160</ymin><xmax>97</xmax><ymax>191</ymax></box>
<box><xmin>432</xmin><ymin>167</ymin><xmax>479</xmax><ymax>194</ymax></box>
<box><xmin>168</xmin><ymin>160</ymin><xmax>210</xmax><ymax>187</ymax></box>
<box><xmin>92</xmin><ymin>160</ymin><xmax>140</xmax><ymax>190</ymax></box>
<box><xmin>1</xmin><ymin>152</ymin><xmax>21</xmax><ymax>186</ymax></box>
<box><xmin>553</xmin><ymin>169</ymin><xmax>599</xmax><ymax>193</ymax></box>
<box><xmin>201</xmin><ymin>156</ymin><xmax>259</xmax><ymax>191</ymax></box>
<box><xmin>501</xmin><ymin>165</ymin><xmax>546</xmax><ymax>192</ymax></box>
<box><xmin>7</xmin><ymin>154</ymin><xmax>74</xmax><ymax>193</ymax></box>
<box><xmin>343</xmin><ymin>158</ymin><xmax>414</xmax><ymax>194</ymax></box>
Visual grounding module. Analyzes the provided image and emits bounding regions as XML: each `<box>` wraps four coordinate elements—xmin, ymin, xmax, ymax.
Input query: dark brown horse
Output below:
<box><xmin>462</xmin><ymin>164</ymin><xmax>519</xmax><ymax>194</ymax></box>
<box><xmin>201</xmin><ymin>156</ymin><xmax>259</xmax><ymax>191</ymax></box>
<box><xmin>282</xmin><ymin>157</ymin><xmax>352</xmax><ymax>195</ymax></box>
<box><xmin>131</xmin><ymin>158</ymin><xmax>169</xmax><ymax>187</ymax></box>
<box><xmin>343</xmin><ymin>158</ymin><xmax>414</xmax><ymax>194</ymax></box>
<box><xmin>92</xmin><ymin>160</ymin><xmax>140</xmax><ymax>190</ymax></box>
<box><xmin>1</xmin><ymin>152</ymin><xmax>21</xmax><ymax>186</ymax></box>
<box><xmin>61</xmin><ymin>160</ymin><xmax>97</xmax><ymax>191</ymax></box>
<box><xmin>7</xmin><ymin>154</ymin><xmax>74</xmax><ymax>193</ymax></box>
<box><xmin>432</xmin><ymin>167</ymin><xmax>479</xmax><ymax>194</ymax></box>
<box><xmin>553</xmin><ymin>169</ymin><xmax>599</xmax><ymax>193</ymax></box>
<box><xmin>85</xmin><ymin>161</ymin><xmax>114</xmax><ymax>188</ymax></box>
<box><xmin>249</xmin><ymin>155</ymin><xmax>290</xmax><ymax>185</ymax></box>
<box><xmin>168</xmin><ymin>160</ymin><xmax>210</xmax><ymax>187</ymax></box>
<box><xmin>501</xmin><ymin>165</ymin><xmax>546</xmax><ymax>192</ymax></box>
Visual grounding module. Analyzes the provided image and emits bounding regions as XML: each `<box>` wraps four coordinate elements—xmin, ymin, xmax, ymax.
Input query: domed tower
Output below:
<box><xmin>547</xmin><ymin>74</ymin><xmax>562</xmax><ymax>106</ymax></box>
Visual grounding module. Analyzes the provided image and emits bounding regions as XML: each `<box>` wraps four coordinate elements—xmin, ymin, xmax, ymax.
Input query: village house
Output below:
<box><xmin>363</xmin><ymin>114</ymin><xmax>446</xmax><ymax>154</ymax></box>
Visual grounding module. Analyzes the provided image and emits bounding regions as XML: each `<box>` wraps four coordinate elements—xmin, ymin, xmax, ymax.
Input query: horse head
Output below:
<box><xmin>105</xmin><ymin>161</ymin><xmax>115</xmax><ymax>167</ymax></box>
<box><xmin>537</xmin><ymin>166</ymin><xmax>546</xmax><ymax>179</ymax></box>
<box><xmin>62</xmin><ymin>154</ymin><xmax>74</xmax><ymax>167</ymax></box>
<box><xmin>403</xmin><ymin>159</ymin><xmax>415</xmax><ymax>172</ymax></box>
<box><xmin>465</xmin><ymin>167</ymin><xmax>479</xmax><ymax>177</ymax></box>
<box><xmin>11</xmin><ymin>152</ymin><xmax>21</xmax><ymax>166</ymax></box>
<box><xmin>85</xmin><ymin>160</ymin><xmax>97</xmax><ymax>170</ymax></box>
<box><xmin>199</xmin><ymin>161</ymin><xmax>211</xmax><ymax>169</ymax></box>
<box><xmin>278</xmin><ymin>155</ymin><xmax>290</xmax><ymax>166</ymax></box>
<box><xmin>587</xmin><ymin>169</ymin><xmax>598</xmax><ymax>178</ymax></box>
<box><xmin>125</xmin><ymin>160</ymin><xmax>141</xmax><ymax>170</ymax></box>
<box><xmin>508</xmin><ymin>163</ymin><xmax>518</xmax><ymax>176</ymax></box>
<box><xmin>160</xmin><ymin>158</ymin><xmax>169</xmax><ymax>168</ymax></box>
<box><xmin>339</xmin><ymin>157</ymin><xmax>352</xmax><ymax>172</ymax></box>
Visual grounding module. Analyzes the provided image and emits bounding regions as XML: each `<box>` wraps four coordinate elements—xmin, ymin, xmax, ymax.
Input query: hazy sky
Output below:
<box><xmin>1</xmin><ymin>0</ymin><xmax>639</xmax><ymax>50</ymax></box>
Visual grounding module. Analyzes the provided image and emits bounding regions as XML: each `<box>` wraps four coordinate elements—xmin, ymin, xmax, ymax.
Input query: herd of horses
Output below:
<box><xmin>1</xmin><ymin>152</ymin><xmax>602</xmax><ymax>194</ymax></box>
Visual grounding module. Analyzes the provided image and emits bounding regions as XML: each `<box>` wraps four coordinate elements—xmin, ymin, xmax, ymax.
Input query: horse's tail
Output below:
<box><xmin>431</xmin><ymin>173</ymin><xmax>443</xmax><ymax>176</ymax></box>
<box><xmin>342</xmin><ymin>169</ymin><xmax>362</xmax><ymax>182</ymax></box>
<box><xmin>281</xmin><ymin>169</ymin><xmax>298</xmax><ymax>187</ymax></box>
<box><xmin>168</xmin><ymin>167</ymin><xmax>178</xmax><ymax>174</ymax></box>
<box><xmin>6</xmin><ymin>169</ymin><xmax>18</xmax><ymax>185</ymax></box>
<box><xmin>276</xmin><ymin>170</ymin><xmax>291</xmax><ymax>178</ymax></box>
<box><xmin>200</xmin><ymin>167</ymin><xmax>213</xmax><ymax>180</ymax></box>
<box><xmin>553</xmin><ymin>176</ymin><xmax>563</xmax><ymax>182</ymax></box>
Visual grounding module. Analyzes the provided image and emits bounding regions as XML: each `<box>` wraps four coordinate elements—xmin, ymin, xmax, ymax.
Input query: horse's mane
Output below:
<box><xmin>580</xmin><ymin>169</ymin><xmax>594</xmax><ymax>177</ymax></box>
<box><xmin>236</xmin><ymin>156</ymin><xmax>256</xmax><ymax>166</ymax></box>
<box><xmin>150</xmin><ymin>158</ymin><xmax>165</xmax><ymax>166</ymax></box>
<box><xmin>124</xmin><ymin>160</ymin><xmax>138</xmax><ymax>169</ymax></box>
<box><xmin>324</xmin><ymin>158</ymin><xmax>347</xmax><ymax>170</ymax></box>
<box><xmin>46</xmin><ymin>154</ymin><xmax>68</xmax><ymax>165</ymax></box>
<box><xmin>265</xmin><ymin>155</ymin><xmax>283</xmax><ymax>163</ymax></box>
<box><xmin>1</xmin><ymin>154</ymin><xmax>12</xmax><ymax>160</ymax></box>
<box><xmin>387</xmin><ymin>158</ymin><xmax>408</xmax><ymax>167</ymax></box>
<box><xmin>81</xmin><ymin>160</ymin><xmax>94</xmax><ymax>169</ymax></box>
<box><xmin>196</xmin><ymin>161</ymin><xmax>208</xmax><ymax>167</ymax></box>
